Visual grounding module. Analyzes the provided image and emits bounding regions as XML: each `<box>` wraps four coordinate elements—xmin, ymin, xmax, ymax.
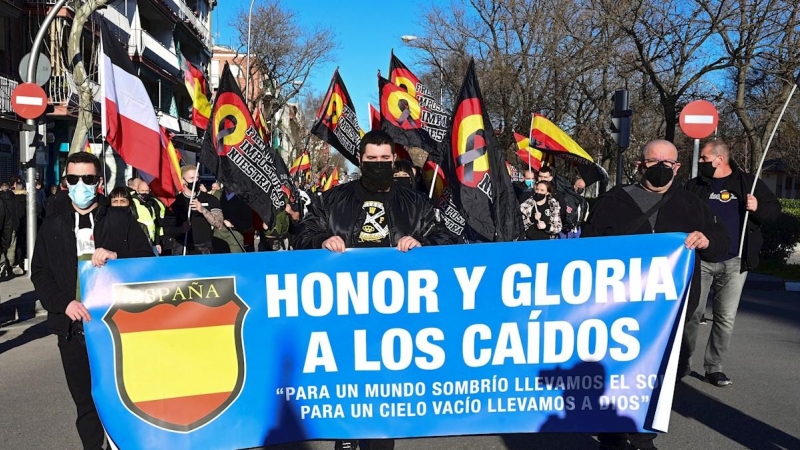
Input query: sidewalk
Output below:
<box><xmin>0</xmin><ymin>274</ymin><xmax>40</xmax><ymax>326</ymax></box>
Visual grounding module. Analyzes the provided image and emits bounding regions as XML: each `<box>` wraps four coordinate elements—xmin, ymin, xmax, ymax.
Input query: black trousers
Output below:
<box><xmin>58</xmin><ymin>333</ymin><xmax>105</xmax><ymax>450</ymax></box>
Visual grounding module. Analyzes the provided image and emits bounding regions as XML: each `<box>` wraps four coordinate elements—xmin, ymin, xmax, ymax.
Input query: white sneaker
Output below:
<box><xmin>12</xmin><ymin>266</ymin><xmax>24</xmax><ymax>275</ymax></box>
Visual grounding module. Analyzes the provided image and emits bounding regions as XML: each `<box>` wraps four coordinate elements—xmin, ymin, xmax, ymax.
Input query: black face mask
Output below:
<box><xmin>533</xmin><ymin>193</ymin><xmax>547</xmax><ymax>202</ymax></box>
<box><xmin>138</xmin><ymin>193</ymin><xmax>151</xmax><ymax>202</ymax></box>
<box><xmin>184</xmin><ymin>181</ymin><xmax>201</xmax><ymax>194</ymax></box>
<box><xmin>698</xmin><ymin>161</ymin><xmax>716</xmax><ymax>179</ymax></box>
<box><xmin>360</xmin><ymin>161</ymin><xmax>394</xmax><ymax>191</ymax></box>
<box><xmin>394</xmin><ymin>177</ymin><xmax>414</xmax><ymax>190</ymax></box>
<box><xmin>575</xmin><ymin>187</ymin><xmax>585</xmax><ymax>195</ymax></box>
<box><xmin>643</xmin><ymin>162</ymin><xmax>674</xmax><ymax>188</ymax></box>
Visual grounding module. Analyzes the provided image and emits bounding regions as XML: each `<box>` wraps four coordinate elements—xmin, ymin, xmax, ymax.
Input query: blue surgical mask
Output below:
<box><xmin>68</xmin><ymin>181</ymin><xmax>97</xmax><ymax>209</ymax></box>
<box><xmin>524</xmin><ymin>179</ymin><xmax>535</xmax><ymax>188</ymax></box>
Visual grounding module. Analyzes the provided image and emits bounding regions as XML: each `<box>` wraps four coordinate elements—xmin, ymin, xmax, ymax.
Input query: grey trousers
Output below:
<box><xmin>683</xmin><ymin>257</ymin><xmax>748</xmax><ymax>373</ymax></box>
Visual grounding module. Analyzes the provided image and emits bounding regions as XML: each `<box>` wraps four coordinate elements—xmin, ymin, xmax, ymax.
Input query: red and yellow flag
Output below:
<box><xmin>322</xmin><ymin>167</ymin><xmax>339</xmax><ymax>191</ymax></box>
<box><xmin>529</xmin><ymin>113</ymin><xmax>594</xmax><ymax>163</ymax></box>
<box><xmin>514</xmin><ymin>132</ymin><xmax>544</xmax><ymax>171</ymax></box>
<box><xmin>289</xmin><ymin>151</ymin><xmax>311</xmax><ymax>175</ymax></box>
<box><xmin>178</xmin><ymin>50</ymin><xmax>212</xmax><ymax>130</ymax></box>
<box><xmin>149</xmin><ymin>126</ymin><xmax>183</xmax><ymax>206</ymax></box>
<box><xmin>368</xmin><ymin>103</ymin><xmax>381</xmax><ymax>131</ymax></box>
<box><xmin>253</xmin><ymin>108</ymin><xmax>269</xmax><ymax>141</ymax></box>
<box><xmin>105</xmin><ymin>279</ymin><xmax>248</xmax><ymax>431</ymax></box>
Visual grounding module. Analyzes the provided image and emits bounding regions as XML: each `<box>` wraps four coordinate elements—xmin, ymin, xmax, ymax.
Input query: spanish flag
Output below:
<box><xmin>514</xmin><ymin>132</ymin><xmax>543</xmax><ymax>171</ymax></box>
<box><xmin>177</xmin><ymin>44</ymin><xmax>211</xmax><ymax>130</ymax></box>
<box><xmin>289</xmin><ymin>151</ymin><xmax>311</xmax><ymax>175</ymax></box>
<box><xmin>322</xmin><ymin>167</ymin><xmax>339</xmax><ymax>191</ymax></box>
<box><xmin>106</xmin><ymin>282</ymin><xmax>247</xmax><ymax>432</ymax></box>
<box><xmin>529</xmin><ymin>113</ymin><xmax>605</xmax><ymax>185</ymax></box>
<box><xmin>146</xmin><ymin>126</ymin><xmax>183</xmax><ymax>206</ymax></box>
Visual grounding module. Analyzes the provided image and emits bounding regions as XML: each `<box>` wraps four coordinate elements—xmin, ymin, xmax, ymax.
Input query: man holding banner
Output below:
<box><xmin>582</xmin><ymin>139</ymin><xmax>729</xmax><ymax>450</ymax></box>
<box><xmin>294</xmin><ymin>130</ymin><xmax>456</xmax><ymax>449</ymax></box>
<box><xmin>31</xmin><ymin>152</ymin><xmax>154</xmax><ymax>449</ymax></box>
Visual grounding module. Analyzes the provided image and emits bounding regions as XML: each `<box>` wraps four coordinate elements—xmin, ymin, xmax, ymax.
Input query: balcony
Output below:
<box><xmin>179</xmin><ymin>117</ymin><xmax>197</xmax><ymax>136</ymax></box>
<box><xmin>0</xmin><ymin>75</ymin><xmax>18</xmax><ymax>114</ymax></box>
<box><xmin>159</xmin><ymin>0</ymin><xmax>211</xmax><ymax>48</ymax></box>
<box><xmin>130</xmin><ymin>29</ymin><xmax>180</xmax><ymax>76</ymax></box>
<box><xmin>48</xmin><ymin>73</ymin><xmax>101</xmax><ymax>114</ymax></box>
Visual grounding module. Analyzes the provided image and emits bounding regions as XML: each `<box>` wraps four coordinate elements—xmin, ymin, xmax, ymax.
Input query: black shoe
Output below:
<box><xmin>705</xmin><ymin>372</ymin><xmax>732</xmax><ymax>387</ymax></box>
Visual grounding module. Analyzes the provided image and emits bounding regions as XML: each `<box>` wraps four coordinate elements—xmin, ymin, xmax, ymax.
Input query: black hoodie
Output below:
<box><xmin>31</xmin><ymin>193</ymin><xmax>154</xmax><ymax>337</ymax></box>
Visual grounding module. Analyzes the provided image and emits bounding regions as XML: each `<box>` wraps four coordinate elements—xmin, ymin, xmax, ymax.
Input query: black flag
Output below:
<box><xmin>200</xmin><ymin>63</ymin><xmax>292</xmax><ymax>226</ymax></box>
<box><xmin>441</xmin><ymin>60</ymin><xmax>523</xmax><ymax>242</ymax></box>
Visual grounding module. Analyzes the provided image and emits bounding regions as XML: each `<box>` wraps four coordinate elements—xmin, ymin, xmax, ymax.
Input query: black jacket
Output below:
<box><xmin>31</xmin><ymin>194</ymin><xmax>154</xmax><ymax>337</ymax></box>
<box><xmin>684</xmin><ymin>163</ymin><xmax>781</xmax><ymax>271</ymax></box>
<box><xmin>294</xmin><ymin>181</ymin><xmax>457</xmax><ymax>249</ymax></box>
<box><xmin>582</xmin><ymin>182</ymin><xmax>729</xmax><ymax>319</ymax></box>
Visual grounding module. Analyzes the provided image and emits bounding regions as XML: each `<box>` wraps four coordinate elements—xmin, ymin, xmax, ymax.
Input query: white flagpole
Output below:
<box><xmin>428</xmin><ymin>163</ymin><xmax>439</xmax><ymax>199</ymax></box>
<box><xmin>738</xmin><ymin>81</ymin><xmax>798</xmax><ymax>258</ymax></box>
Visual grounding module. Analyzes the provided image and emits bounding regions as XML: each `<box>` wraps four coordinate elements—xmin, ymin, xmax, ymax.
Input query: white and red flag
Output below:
<box><xmin>100</xmin><ymin>21</ymin><xmax>160</xmax><ymax>176</ymax></box>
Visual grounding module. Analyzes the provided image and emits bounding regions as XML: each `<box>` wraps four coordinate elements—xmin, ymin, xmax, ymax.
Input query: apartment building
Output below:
<box><xmin>3</xmin><ymin>0</ymin><xmax>215</xmax><ymax>188</ymax></box>
<box><xmin>0</xmin><ymin>0</ymin><xmax>24</xmax><ymax>183</ymax></box>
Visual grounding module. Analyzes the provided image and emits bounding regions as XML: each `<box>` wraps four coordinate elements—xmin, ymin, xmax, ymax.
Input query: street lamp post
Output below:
<box><xmin>245</xmin><ymin>0</ymin><xmax>257</xmax><ymax>105</ymax></box>
<box><xmin>400</xmin><ymin>35</ymin><xmax>443</xmax><ymax>104</ymax></box>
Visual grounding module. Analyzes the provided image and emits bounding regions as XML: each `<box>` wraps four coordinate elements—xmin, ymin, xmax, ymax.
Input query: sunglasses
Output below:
<box><xmin>65</xmin><ymin>174</ymin><xmax>99</xmax><ymax>185</ymax></box>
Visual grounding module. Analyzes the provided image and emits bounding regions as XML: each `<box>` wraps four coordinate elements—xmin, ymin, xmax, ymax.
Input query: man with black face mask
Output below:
<box><xmin>582</xmin><ymin>139</ymin><xmax>728</xmax><ymax>450</ymax></box>
<box><xmin>294</xmin><ymin>130</ymin><xmax>456</xmax><ymax>450</ymax></box>
<box><xmin>131</xmin><ymin>180</ymin><xmax>167</xmax><ymax>255</ymax></box>
<box><xmin>683</xmin><ymin>139</ymin><xmax>780</xmax><ymax>388</ymax></box>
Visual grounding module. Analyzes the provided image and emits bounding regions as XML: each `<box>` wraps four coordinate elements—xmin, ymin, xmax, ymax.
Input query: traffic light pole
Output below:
<box><xmin>21</xmin><ymin>0</ymin><xmax>68</xmax><ymax>275</ymax></box>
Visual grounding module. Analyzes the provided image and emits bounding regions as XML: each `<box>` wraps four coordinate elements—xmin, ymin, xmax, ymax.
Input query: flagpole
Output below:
<box><xmin>183</xmin><ymin>161</ymin><xmax>201</xmax><ymax>256</ymax></box>
<box><xmin>737</xmin><ymin>80</ymin><xmax>798</xmax><ymax>258</ymax></box>
<box><xmin>428</xmin><ymin>163</ymin><xmax>439</xmax><ymax>199</ymax></box>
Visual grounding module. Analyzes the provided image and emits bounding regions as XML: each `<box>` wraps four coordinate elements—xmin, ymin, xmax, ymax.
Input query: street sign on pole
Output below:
<box><xmin>18</xmin><ymin>52</ymin><xmax>52</xmax><ymax>86</ymax></box>
<box><xmin>11</xmin><ymin>83</ymin><xmax>48</xmax><ymax>120</ymax></box>
<box><xmin>680</xmin><ymin>100</ymin><xmax>719</xmax><ymax>178</ymax></box>
<box><xmin>679</xmin><ymin>100</ymin><xmax>719</xmax><ymax>139</ymax></box>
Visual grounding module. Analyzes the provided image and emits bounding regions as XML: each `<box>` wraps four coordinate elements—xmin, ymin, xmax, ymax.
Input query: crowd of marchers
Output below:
<box><xmin>26</xmin><ymin>130</ymin><xmax>780</xmax><ymax>450</ymax></box>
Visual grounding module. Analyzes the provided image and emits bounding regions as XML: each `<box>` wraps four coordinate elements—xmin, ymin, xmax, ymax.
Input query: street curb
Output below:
<box><xmin>744</xmin><ymin>279</ymin><xmax>800</xmax><ymax>292</ymax></box>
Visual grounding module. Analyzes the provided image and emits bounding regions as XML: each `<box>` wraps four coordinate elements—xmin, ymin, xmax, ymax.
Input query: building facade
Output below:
<box><xmin>3</xmin><ymin>0</ymin><xmax>215</xmax><ymax>189</ymax></box>
<box><xmin>0</xmin><ymin>0</ymin><xmax>24</xmax><ymax>184</ymax></box>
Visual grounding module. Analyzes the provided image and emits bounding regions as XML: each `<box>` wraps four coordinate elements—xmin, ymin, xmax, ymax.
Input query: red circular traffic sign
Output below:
<box><xmin>11</xmin><ymin>82</ymin><xmax>48</xmax><ymax>120</ymax></box>
<box><xmin>679</xmin><ymin>100</ymin><xmax>719</xmax><ymax>139</ymax></box>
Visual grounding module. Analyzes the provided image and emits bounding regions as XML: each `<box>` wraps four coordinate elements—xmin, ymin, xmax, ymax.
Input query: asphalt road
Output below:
<box><xmin>2</xmin><ymin>288</ymin><xmax>799</xmax><ymax>450</ymax></box>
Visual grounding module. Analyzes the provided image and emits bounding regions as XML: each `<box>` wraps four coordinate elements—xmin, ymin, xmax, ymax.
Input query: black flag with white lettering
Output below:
<box><xmin>200</xmin><ymin>63</ymin><xmax>293</xmax><ymax>226</ymax></box>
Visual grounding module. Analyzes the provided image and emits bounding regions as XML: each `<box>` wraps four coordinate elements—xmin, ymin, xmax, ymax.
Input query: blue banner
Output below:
<box><xmin>81</xmin><ymin>233</ymin><xmax>694</xmax><ymax>450</ymax></box>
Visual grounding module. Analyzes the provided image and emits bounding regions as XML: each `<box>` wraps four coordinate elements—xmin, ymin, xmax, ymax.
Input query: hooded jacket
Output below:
<box><xmin>684</xmin><ymin>160</ymin><xmax>781</xmax><ymax>272</ymax></box>
<box><xmin>31</xmin><ymin>193</ymin><xmax>154</xmax><ymax>337</ymax></box>
<box><xmin>582</xmin><ymin>182</ymin><xmax>729</xmax><ymax>319</ymax></box>
<box><xmin>294</xmin><ymin>181</ymin><xmax>457</xmax><ymax>249</ymax></box>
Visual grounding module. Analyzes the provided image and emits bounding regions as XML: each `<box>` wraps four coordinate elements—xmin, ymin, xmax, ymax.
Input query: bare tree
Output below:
<box><xmin>699</xmin><ymin>0</ymin><xmax>800</xmax><ymax>170</ymax></box>
<box><xmin>233</xmin><ymin>0</ymin><xmax>338</xmax><ymax>114</ymax></box>
<box><xmin>67</xmin><ymin>0</ymin><xmax>111</xmax><ymax>155</ymax></box>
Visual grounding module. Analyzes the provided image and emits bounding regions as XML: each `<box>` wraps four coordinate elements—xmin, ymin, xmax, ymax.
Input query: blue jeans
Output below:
<box><xmin>683</xmin><ymin>257</ymin><xmax>748</xmax><ymax>373</ymax></box>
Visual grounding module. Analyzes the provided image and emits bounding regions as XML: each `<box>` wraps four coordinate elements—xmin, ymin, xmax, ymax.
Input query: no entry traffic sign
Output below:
<box><xmin>679</xmin><ymin>100</ymin><xmax>719</xmax><ymax>139</ymax></box>
<box><xmin>11</xmin><ymin>82</ymin><xmax>48</xmax><ymax>120</ymax></box>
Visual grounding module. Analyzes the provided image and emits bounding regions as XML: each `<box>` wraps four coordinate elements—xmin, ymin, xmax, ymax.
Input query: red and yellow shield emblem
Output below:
<box><xmin>104</xmin><ymin>278</ymin><xmax>248</xmax><ymax>432</ymax></box>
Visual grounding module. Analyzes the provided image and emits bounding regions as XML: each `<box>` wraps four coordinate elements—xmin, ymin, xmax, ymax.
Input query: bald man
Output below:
<box><xmin>582</xmin><ymin>139</ymin><xmax>729</xmax><ymax>450</ymax></box>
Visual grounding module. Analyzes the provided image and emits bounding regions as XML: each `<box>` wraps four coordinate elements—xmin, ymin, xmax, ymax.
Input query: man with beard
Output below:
<box><xmin>582</xmin><ymin>139</ymin><xmax>729</xmax><ymax>450</ymax></box>
<box><xmin>294</xmin><ymin>130</ymin><xmax>456</xmax><ymax>450</ymax></box>
<box><xmin>31</xmin><ymin>152</ymin><xmax>153</xmax><ymax>449</ymax></box>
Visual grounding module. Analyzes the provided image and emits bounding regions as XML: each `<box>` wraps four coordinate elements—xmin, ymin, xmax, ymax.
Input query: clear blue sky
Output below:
<box><xmin>213</xmin><ymin>0</ymin><xmax>428</xmax><ymax>130</ymax></box>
